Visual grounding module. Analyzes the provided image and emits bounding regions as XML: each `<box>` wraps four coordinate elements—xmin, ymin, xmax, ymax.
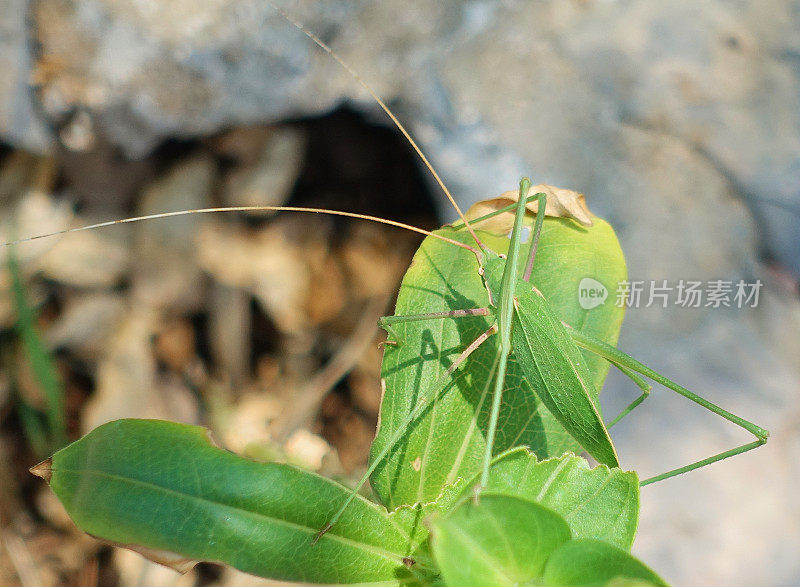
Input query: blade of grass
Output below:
<box><xmin>8</xmin><ymin>244</ymin><xmax>67</xmax><ymax>451</ymax></box>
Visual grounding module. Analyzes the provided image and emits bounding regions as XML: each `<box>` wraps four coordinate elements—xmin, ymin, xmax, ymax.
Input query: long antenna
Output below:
<box><xmin>273</xmin><ymin>6</ymin><xmax>485</xmax><ymax>249</ymax></box>
<box><xmin>1</xmin><ymin>206</ymin><xmax>478</xmax><ymax>255</ymax></box>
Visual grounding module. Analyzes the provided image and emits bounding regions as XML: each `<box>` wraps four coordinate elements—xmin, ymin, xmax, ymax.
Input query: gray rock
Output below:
<box><xmin>0</xmin><ymin>0</ymin><xmax>54</xmax><ymax>152</ymax></box>
<box><xmin>8</xmin><ymin>0</ymin><xmax>797</xmax><ymax>277</ymax></box>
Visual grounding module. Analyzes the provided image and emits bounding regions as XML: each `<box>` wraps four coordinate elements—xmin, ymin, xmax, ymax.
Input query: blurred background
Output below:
<box><xmin>1</xmin><ymin>1</ymin><xmax>798</xmax><ymax>585</ymax></box>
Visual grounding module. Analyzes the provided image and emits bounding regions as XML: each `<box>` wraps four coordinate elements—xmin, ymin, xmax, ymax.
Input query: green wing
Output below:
<box><xmin>511</xmin><ymin>284</ymin><xmax>619</xmax><ymax>468</ymax></box>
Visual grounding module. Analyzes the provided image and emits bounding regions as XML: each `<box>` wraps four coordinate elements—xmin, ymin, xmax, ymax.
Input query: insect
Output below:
<box><xmin>5</xmin><ymin>6</ymin><xmax>768</xmax><ymax>546</ymax></box>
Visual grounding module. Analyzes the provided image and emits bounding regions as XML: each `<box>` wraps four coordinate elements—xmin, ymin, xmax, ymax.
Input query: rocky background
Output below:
<box><xmin>1</xmin><ymin>0</ymin><xmax>799</xmax><ymax>585</ymax></box>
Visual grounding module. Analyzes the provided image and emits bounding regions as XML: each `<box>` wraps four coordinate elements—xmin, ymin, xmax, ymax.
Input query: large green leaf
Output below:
<box><xmin>372</xmin><ymin>214</ymin><xmax>627</xmax><ymax>509</ymax></box>
<box><xmin>430</xmin><ymin>494</ymin><xmax>571</xmax><ymax>585</ymax></box>
<box><xmin>461</xmin><ymin>449</ymin><xmax>639</xmax><ymax>550</ymax></box>
<box><xmin>33</xmin><ymin>419</ymin><xmax>431</xmax><ymax>584</ymax></box>
<box><xmin>430</xmin><ymin>495</ymin><xmax>665</xmax><ymax>587</ymax></box>
<box><xmin>542</xmin><ymin>540</ymin><xmax>667</xmax><ymax>586</ymax></box>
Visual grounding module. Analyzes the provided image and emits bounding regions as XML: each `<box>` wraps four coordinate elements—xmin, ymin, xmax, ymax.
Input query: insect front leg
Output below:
<box><xmin>378</xmin><ymin>308</ymin><xmax>491</xmax><ymax>345</ymax></box>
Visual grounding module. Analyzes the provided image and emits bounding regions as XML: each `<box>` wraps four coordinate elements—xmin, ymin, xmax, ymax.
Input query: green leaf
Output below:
<box><xmin>372</xmin><ymin>215</ymin><xmax>627</xmax><ymax>509</ymax></box>
<box><xmin>388</xmin><ymin>478</ymin><xmax>467</xmax><ymax>558</ymax></box>
<box><xmin>465</xmin><ymin>449</ymin><xmax>639</xmax><ymax>551</ymax></box>
<box><xmin>33</xmin><ymin>419</ymin><xmax>429</xmax><ymax>584</ymax></box>
<box><xmin>543</xmin><ymin>539</ymin><xmax>668</xmax><ymax>586</ymax></box>
<box><xmin>429</xmin><ymin>494</ymin><xmax>571</xmax><ymax>586</ymax></box>
<box><xmin>429</xmin><ymin>494</ymin><xmax>663</xmax><ymax>587</ymax></box>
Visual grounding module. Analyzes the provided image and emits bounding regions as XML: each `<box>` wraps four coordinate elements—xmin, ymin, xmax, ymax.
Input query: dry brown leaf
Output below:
<box><xmin>0</xmin><ymin>190</ymin><xmax>72</xmax><ymax>264</ymax></box>
<box><xmin>154</xmin><ymin>319</ymin><xmax>196</xmax><ymax>372</ymax></box>
<box><xmin>132</xmin><ymin>155</ymin><xmax>214</xmax><ymax>311</ymax></box>
<box><xmin>0</xmin><ymin>439</ymin><xmax>24</xmax><ymax>523</ymax></box>
<box><xmin>349</xmin><ymin>340</ymin><xmax>384</xmax><ymax>418</ymax></box>
<box><xmin>256</xmin><ymin>355</ymin><xmax>281</xmax><ymax>389</ymax></box>
<box><xmin>196</xmin><ymin>219</ymin><xmax>316</xmax><ymax>334</ymax></box>
<box><xmin>340</xmin><ymin>222</ymin><xmax>407</xmax><ymax>300</ymax></box>
<box><xmin>209</xmin><ymin>283</ymin><xmax>251</xmax><ymax>384</ymax></box>
<box><xmin>0</xmin><ymin>188</ymin><xmax>72</xmax><ymax>327</ymax></box>
<box><xmin>34</xmin><ymin>487</ymin><xmax>74</xmax><ymax>532</ymax></box>
<box><xmin>36</xmin><ymin>227</ymin><xmax>130</xmax><ymax>287</ymax></box>
<box><xmin>81</xmin><ymin>307</ymin><xmax>158</xmax><ymax>433</ymax></box>
<box><xmin>0</xmin><ymin>369</ymin><xmax>8</xmax><ymax>412</ymax></box>
<box><xmin>222</xmin><ymin>125</ymin><xmax>307</xmax><ymax>207</ymax></box>
<box><xmin>0</xmin><ymin>270</ymin><xmax>49</xmax><ymax>330</ymax></box>
<box><xmin>45</xmin><ymin>292</ymin><xmax>126</xmax><ymax>360</ymax></box>
<box><xmin>112</xmin><ymin>546</ymin><xmax>198</xmax><ymax>583</ymax></box>
<box><xmin>208</xmin><ymin>126</ymin><xmax>274</xmax><ymax>164</ymax></box>
<box><xmin>217</xmin><ymin>391</ymin><xmax>282</xmax><ymax>455</ymax></box>
<box><xmin>328</xmin><ymin>412</ymin><xmax>374</xmax><ymax>473</ymax></box>
<box><xmin>1</xmin><ymin>523</ymin><xmax>100</xmax><ymax>586</ymax></box>
<box><xmin>81</xmin><ymin>306</ymin><xmax>199</xmax><ymax>433</ymax></box>
<box><xmin>306</xmin><ymin>254</ymin><xmax>346</xmax><ymax>325</ymax></box>
<box><xmin>284</xmin><ymin>428</ymin><xmax>331</xmax><ymax>471</ymax></box>
<box><xmin>464</xmin><ymin>183</ymin><xmax>594</xmax><ymax>234</ymax></box>
<box><xmin>0</xmin><ymin>152</ymin><xmax>51</xmax><ymax>201</ymax></box>
<box><xmin>14</xmin><ymin>343</ymin><xmax>65</xmax><ymax>412</ymax></box>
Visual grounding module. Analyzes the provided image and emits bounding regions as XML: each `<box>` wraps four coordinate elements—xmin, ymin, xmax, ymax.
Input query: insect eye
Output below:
<box><xmin>499</xmin><ymin>253</ymin><xmax>507</xmax><ymax>260</ymax></box>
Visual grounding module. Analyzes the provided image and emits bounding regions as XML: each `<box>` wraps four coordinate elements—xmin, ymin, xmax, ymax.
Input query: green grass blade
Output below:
<box><xmin>16</xmin><ymin>396</ymin><xmax>50</xmax><ymax>458</ymax></box>
<box><xmin>8</xmin><ymin>245</ymin><xmax>67</xmax><ymax>450</ymax></box>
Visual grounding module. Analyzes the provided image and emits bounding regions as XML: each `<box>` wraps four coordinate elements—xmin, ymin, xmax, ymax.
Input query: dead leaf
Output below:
<box><xmin>154</xmin><ymin>319</ymin><xmax>196</xmax><ymax>372</ymax></box>
<box><xmin>222</xmin><ymin>125</ymin><xmax>307</xmax><ymax>207</ymax></box>
<box><xmin>0</xmin><ymin>152</ymin><xmax>52</xmax><ymax>201</ymax></box>
<box><xmin>306</xmin><ymin>254</ymin><xmax>346</xmax><ymax>325</ymax></box>
<box><xmin>196</xmin><ymin>218</ymin><xmax>318</xmax><ymax>334</ymax></box>
<box><xmin>36</xmin><ymin>227</ymin><xmax>130</xmax><ymax>287</ymax></box>
<box><xmin>14</xmin><ymin>342</ymin><xmax>63</xmax><ymax>412</ymax></box>
<box><xmin>0</xmin><ymin>188</ymin><xmax>72</xmax><ymax>327</ymax></box>
<box><xmin>340</xmin><ymin>222</ymin><xmax>407</xmax><ymax>300</ymax></box>
<box><xmin>34</xmin><ymin>487</ymin><xmax>74</xmax><ymax>531</ymax></box>
<box><xmin>208</xmin><ymin>283</ymin><xmax>251</xmax><ymax>384</ymax></box>
<box><xmin>464</xmin><ymin>183</ymin><xmax>594</xmax><ymax>234</ymax></box>
<box><xmin>0</xmin><ymin>190</ymin><xmax>73</xmax><ymax>266</ymax></box>
<box><xmin>285</xmin><ymin>428</ymin><xmax>330</xmax><ymax>471</ymax></box>
<box><xmin>218</xmin><ymin>391</ymin><xmax>282</xmax><ymax>455</ymax></box>
<box><xmin>81</xmin><ymin>306</ymin><xmax>199</xmax><ymax>433</ymax></box>
<box><xmin>111</xmin><ymin>543</ymin><xmax>198</xmax><ymax>579</ymax></box>
<box><xmin>132</xmin><ymin>155</ymin><xmax>214</xmax><ymax>311</ymax></box>
<box><xmin>29</xmin><ymin>459</ymin><xmax>53</xmax><ymax>483</ymax></box>
<box><xmin>0</xmin><ymin>369</ymin><xmax>8</xmax><ymax>412</ymax></box>
<box><xmin>45</xmin><ymin>292</ymin><xmax>126</xmax><ymax>360</ymax></box>
<box><xmin>0</xmin><ymin>270</ymin><xmax>48</xmax><ymax>330</ymax></box>
<box><xmin>349</xmin><ymin>341</ymin><xmax>384</xmax><ymax>417</ymax></box>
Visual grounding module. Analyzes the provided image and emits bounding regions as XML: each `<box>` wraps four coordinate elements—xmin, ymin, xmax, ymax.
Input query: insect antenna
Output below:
<box><xmin>1</xmin><ymin>206</ymin><xmax>477</xmax><ymax>254</ymax></box>
<box><xmin>272</xmin><ymin>6</ymin><xmax>487</xmax><ymax>255</ymax></box>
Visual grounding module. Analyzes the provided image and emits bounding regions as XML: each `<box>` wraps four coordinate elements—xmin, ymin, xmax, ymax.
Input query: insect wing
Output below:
<box><xmin>511</xmin><ymin>285</ymin><xmax>619</xmax><ymax>467</ymax></box>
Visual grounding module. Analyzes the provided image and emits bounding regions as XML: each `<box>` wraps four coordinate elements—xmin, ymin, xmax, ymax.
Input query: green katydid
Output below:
<box><xmin>313</xmin><ymin>177</ymin><xmax>768</xmax><ymax>540</ymax></box>
<box><xmin>5</xmin><ymin>7</ymin><xmax>769</xmax><ymax>547</ymax></box>
<box><xmin>267</xmin><ymin>12</ymin><xmax>769</xmax><ymax>539</ymax></box>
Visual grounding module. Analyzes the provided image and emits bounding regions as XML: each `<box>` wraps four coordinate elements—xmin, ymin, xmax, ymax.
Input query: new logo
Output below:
<box><xmin>578</xmin><ymin>277</ymin><xmax>608</xmax><ymax>310</ymax></box>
